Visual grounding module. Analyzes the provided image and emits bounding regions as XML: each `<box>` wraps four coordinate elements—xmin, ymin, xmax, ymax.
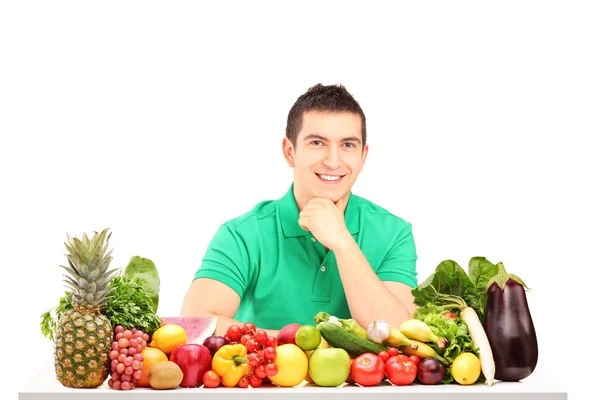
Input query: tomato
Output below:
<box><xmin>377</xmin><ymin>351</ymin><xmax>390</xmax><ymax>363</ymax></box>
<box><xmin>265</xmin><ymin>363</ymin><xmax>278</xmax><ymax>377</ymax></box>
<box><xmin>242</xmin><ymin>322</ymin><xmax>256</xmax><ymax>335</ymax></box>
<box><xmin>443</xmin><ymin>311</ymin><xmax>457</xmax><ymax>320</ymax></box>
<box><xmin>254</xmin><ymin>364</ymin><xmax>267</xmax><ymax>379</ymax></box>
<box><xmin>385</xmin><ymin>355</ymin><xmax>418</xmax><ymax>386</ymax></box>
<box><xmin>202</xmin><ymin>370</ymin><xmax>220</xmax><ymax>388</ymax></box>
<box><xmin>226</xmin><ymin>325</ymin><xmax>242</xmax><ymax>342</ymax></box>
<box><xmin>350</xmin><ymin>353</ymin><xmax>386</xmax><ymax>387</ymax></box>
<box><xmin>387</xmin><ymin>347</ymin><xmax>399</xmax><ymax>357</ymax></box>
<box><xmin>264</xmin><ymin>347</ymin><xmax>277</xmax><ymax>361</ymax></box>
<box><xmin>409</xmin><ymin>355</ymin><xmax>421</xmax><ymax>368</ymax></box>
<box><xmin>250</xmin><ymin>374</ymin><xmax>263</xmax><ymax>387</ymax></box>
<box><xmin>255</xmin><ymin>330</ymin><xmax>268</xmax><ymax>344</ymax></box>
<box><xmin>238</xmin><ymin>376</ymin><xmax>249</xmax><ymax>388</ymax></box>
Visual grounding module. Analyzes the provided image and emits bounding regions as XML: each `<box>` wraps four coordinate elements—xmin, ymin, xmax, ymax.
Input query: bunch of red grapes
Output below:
<box><xmin>107</xmin><ymin>325</ymin><xmax>149</xmax><ymax>390</ymax></box>
<box><xmin>225</xmin><ymin>322</ymin><xmax>279</xmax><ymax>388</ymax></box>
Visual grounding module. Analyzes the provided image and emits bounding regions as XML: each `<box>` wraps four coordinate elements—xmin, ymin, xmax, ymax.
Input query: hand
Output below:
<box><xmin>298</xmin><ymin>198</ymin><xmax>353</xmax><ymax>252</ymax></box>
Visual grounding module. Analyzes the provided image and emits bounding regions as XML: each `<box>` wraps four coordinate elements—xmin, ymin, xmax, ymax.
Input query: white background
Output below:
<box><xmin>1</xmin><ymin>1</ymin><xmax>598</xmax><ymax>399</ymax></box>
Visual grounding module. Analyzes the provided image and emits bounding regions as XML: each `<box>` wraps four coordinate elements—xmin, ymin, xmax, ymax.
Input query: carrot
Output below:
<box><xmin>438</xmin><ymin>294</ymin><xmax>496</xmax><ymax>386</ymax></box>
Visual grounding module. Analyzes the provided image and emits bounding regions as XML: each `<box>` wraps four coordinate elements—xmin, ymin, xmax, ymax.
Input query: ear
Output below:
<box><xmin>282</xmin><ymin>137</ymin><xmax>296</xmax><ymax>167</ymax></box>
<box><xmin>359</xmin><ymin>143</ymin><xmax>369</xmax><ymax>172</ymax></box>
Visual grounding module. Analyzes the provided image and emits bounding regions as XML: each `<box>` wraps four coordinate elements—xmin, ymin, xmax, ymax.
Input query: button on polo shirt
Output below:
<box><xmin>194</xmin><ymin>183</ymin><xmax>418</xmax><ymax>330</ymax></box>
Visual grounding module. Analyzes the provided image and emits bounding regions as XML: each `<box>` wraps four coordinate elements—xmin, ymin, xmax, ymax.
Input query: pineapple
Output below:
<box><xmin>54</xmin><ymin>228</ymin><xmax>119</xmax><ymax>388</ymax></box>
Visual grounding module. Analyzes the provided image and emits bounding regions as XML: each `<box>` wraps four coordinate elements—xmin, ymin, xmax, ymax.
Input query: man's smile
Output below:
<box><xmin>315</xmin><ymin>173</ymin><xmax>347</xmax><ymax>184</ymax></box>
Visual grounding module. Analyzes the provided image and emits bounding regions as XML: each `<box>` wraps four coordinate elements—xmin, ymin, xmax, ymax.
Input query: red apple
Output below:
<box><xmin>277</xmin><ymin>323</ymin><xmax>302</xmax><ymax>345</ymax></box>
<box><xmin>169</xmin><ymin>344</ymin><xmax>212</xmax><ymax>387</ymax></box>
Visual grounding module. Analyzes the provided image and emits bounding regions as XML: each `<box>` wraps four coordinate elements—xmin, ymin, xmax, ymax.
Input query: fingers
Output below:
<box><xmin>298</xmin><ymin>216</ymin><xmax>311</xmax><ymax>231</ymax></box>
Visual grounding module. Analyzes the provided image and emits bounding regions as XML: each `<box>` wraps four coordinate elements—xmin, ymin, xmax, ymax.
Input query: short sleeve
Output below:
<box><xmin>194</xmin><ymin>223</ymin><xmax>251</xmax><ymax>299</ymax></box>
<box><xmin>376</xmin><ymin>222</ymin><xmax>418</xmax><ymax>288</ymax></box>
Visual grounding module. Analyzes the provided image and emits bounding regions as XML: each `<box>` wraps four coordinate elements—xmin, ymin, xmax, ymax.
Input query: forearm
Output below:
<box><xmin>333</xmin><ymin>239</ymin><xmax>412</xmax><ymax>329</ymax></box>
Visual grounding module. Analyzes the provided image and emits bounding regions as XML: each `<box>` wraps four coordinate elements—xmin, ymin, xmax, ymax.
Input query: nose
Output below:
<box><xmin>322</xmin><ymin>147</ymin><xmax>341</xmax><ymax>170</ymax></box>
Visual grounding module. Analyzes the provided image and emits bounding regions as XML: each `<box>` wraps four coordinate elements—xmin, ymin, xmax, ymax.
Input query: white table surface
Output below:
<box><xmin>19</xmin><ymin>361</ymin><xmax>568</xmax><ymax>400</ymax></box>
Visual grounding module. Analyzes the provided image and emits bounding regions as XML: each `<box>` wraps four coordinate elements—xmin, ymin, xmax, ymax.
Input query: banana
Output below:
<box><xmin>400</xmin><ymin>319</ymin><xmax>449</xmax><ymax>349</ymax></box>
<box><xmin>399</xmin><ymin>340</ymin><xmax>449</xmax><ymax>365</ymax></box>
<box><xmin>383</xmin><ymin>327</ymin><xmax>413</xmax><ymax>348</ymax></box>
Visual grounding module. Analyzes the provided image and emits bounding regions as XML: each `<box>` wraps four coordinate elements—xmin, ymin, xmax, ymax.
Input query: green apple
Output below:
<box><xmin>308</xmin><ymin>348</ymin><xmax>351</xmax><ymax>387</ymax></box>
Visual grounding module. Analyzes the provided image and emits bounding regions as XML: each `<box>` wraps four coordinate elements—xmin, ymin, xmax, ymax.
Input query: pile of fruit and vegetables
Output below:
<box><xmin>40</xmin><ymin>229</ymin><xmax>538</xmax><ymax>390</ymax></box>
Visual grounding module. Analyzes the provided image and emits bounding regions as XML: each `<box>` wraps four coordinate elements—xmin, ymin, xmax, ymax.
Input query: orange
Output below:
<box><xmin>137</xmin><ymin>347</ymin><xmax>168</xmax><ymax>387</ymax></box>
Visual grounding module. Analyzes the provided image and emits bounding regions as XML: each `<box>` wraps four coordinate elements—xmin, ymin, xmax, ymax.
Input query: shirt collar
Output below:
<box><xmin>279</xmin><ymin>182</ymin><xmax>359</xmax><ymax>238</ymax></box>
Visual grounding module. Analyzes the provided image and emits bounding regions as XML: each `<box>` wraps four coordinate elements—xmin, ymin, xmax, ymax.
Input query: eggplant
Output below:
<box><xmin>484</xmin><ymin>263</ymin><xmax>538</xmax><ymax>381</ymax></box>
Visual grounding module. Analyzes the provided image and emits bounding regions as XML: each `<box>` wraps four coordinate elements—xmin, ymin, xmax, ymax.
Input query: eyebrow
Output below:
<box><xmin>303</xmin><ymin>134</ymin><xmax>362</xmax><ymax>144</ymax></box>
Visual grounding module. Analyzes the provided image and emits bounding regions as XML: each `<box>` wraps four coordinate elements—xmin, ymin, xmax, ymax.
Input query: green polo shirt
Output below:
<box><xmin>194</xmin><ymin>183</ymin><xmax>418</xmax><ymax>330</ymax></box>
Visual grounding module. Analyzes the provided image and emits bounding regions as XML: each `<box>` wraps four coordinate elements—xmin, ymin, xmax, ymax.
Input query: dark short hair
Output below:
<box><xmin>285</xmin><ymin>83</ymin><xmax>367</xmax><ymax>149</ymax></box>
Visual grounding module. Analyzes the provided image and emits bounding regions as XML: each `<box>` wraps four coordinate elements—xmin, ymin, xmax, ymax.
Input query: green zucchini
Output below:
<box><xmin>318</xmin><ymin>321</ymin><xmax>387</xmax><ymax>358</ymax></box>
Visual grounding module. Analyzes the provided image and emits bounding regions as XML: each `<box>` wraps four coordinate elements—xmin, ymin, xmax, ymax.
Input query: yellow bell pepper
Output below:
<box><xmin>211</xmin><ymin>344</ymin><xmax>252</xmax><ymax>387</ymax></box>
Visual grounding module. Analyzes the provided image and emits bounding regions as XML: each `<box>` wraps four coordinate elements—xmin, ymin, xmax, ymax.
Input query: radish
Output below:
<box><xmin>438</xmin><ymin>294</ymin><xmax>496</xmax><ymax>386</ymax></box>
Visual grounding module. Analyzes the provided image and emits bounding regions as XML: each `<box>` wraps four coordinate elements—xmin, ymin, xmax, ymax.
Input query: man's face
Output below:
<box><xmin>283</xmin><ymin>110</ymin><xmax>369</xmax><ymax>206</ymax></box>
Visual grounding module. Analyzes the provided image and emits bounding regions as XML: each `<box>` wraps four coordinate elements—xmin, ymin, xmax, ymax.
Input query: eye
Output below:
<box><xmin>310</xmin><ymin>140</ymin><xmax>323</xmax><ymax>146</ymax></box>
<box><xmin>343</xmin><ymin>142</ymin><xmax>356</xmax><ymax>148</ymax></box>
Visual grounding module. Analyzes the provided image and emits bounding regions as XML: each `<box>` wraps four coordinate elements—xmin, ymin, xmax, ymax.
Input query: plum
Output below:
<box><xmin>277</xmin><ymin>323</ymin><xmax>301</xmax><ymax>345</ymax></box>
<box><xmin>417</xmin><ymin>357</ymin><xmax>446</xmax><ymax>385</ymax></box>
<box><xmin>202</xmin><ymin>335</ymin><xmax>227</xmax><ymax>357</ymax></box>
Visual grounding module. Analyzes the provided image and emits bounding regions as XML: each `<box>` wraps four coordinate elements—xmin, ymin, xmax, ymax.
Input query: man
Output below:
<box><xmin>181</xmin><ymin>84</ymin><xmax>418</xmax><ymax>336</ymax></box>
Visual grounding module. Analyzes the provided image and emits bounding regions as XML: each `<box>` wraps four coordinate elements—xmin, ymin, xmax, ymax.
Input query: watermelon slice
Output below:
<box><xmin>159</xmin><ymin>317</ymin><xmax>218</xmax><ymax>345</ymax></box>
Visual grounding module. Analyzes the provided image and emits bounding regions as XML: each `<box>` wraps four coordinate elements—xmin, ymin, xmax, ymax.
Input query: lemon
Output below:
<box><xmin>149</xmin><ymin>324</ymin><xmax>187</xmax><ymax>355</ymax></box>
<box><xmin>451</xmin><ymin>352</ymin><xmax>481</xmax><ymax>385</ymax></box>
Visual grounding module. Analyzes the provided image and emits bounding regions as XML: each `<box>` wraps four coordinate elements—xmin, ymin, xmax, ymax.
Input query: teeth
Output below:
<box><xmin>319</xmin><ymin>174</ymin><xmax>341</xmax><ymax>181</ymax></box>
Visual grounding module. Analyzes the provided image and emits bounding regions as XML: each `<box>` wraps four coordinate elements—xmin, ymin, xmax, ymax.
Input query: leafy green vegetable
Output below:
<box><xmin>412</xmin><ymin>259</ymin><xmax>482</xmax><ymax>320</ymax></box>
<box><xmin>414</xmin><ymin>303</ymin><xmax>484</xmax><ymax>384</ymax></box>
<box><xmin>40</xmin><ymin>292</ymin><xmax>73</xmax><ymax>341</ymax></box>
<box><xmin>102</xmin><ymin>276</ymin><xmax>162</xmax><ymax>334</ymax></box>
<box><xmin>122</xmin><ymin>256</ymin><xmax>160</xmax><ymax>313</ymax></box>
<box><xmin>41</xmin><ymin>275</ymin><xmax>162</xmax><ymax>341</ymax></box>
<box><xmin>412</xmin><ymin>257</ymin><xmax>502</xmax><ymax>323</ymax></box>
<box><xmin>467</xmin><ymin>257</ymin><xmax>499</xmax><ymax>313</ymax></box>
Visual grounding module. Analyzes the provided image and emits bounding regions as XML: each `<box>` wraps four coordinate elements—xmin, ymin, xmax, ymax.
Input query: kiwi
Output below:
<box><xmin>148</xmin><ymin>361</ymin><xmax>184</xmax><ymax>390</ymax></box>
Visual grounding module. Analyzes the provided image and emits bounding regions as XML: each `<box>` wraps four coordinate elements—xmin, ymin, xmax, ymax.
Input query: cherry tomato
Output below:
<box><xmin>385</xmin><ymin>355</ymin><xmax>418</xmax><ymax>386</ymax></box>
<box><xmin>250</xmin><ymin>374</ymin><xmax>263</xmax><ymax>387</ymax></box>
<box><xmin>443</xmin><ymin>311</ymin><xmax>457</xmax><ymax>320</ymax></box>
<box><xmin>350</xmin><ymin>352</ymin><xmax>386</xmax><ymax>387</ymax></box>
<box><xmin>238</xmin><ymin>376</ymin><xmax>249</xmax><ymax>388</ymax></box>
<box><xmin>202</xmin><ymin>370</ymin><xmax>220</xmax><ymax>388</ymax></box>
<box><xmin>266</xmin><ymin>336</ymin><xmax>278</xmax><ymax>348</ymax></box>
<box><xmin>247</xmin><ymin>352</ymin><xmax>260</xmax><ymax>367</ymax></box>
<box><xmin>254</xmin><ymin>364</ymin><xmax>267</xmax><ymax>379</ymax></box>
<box><xmin>241</xmin><ymin>334</ymin><xmax>253</xmax><ymax>346</ymax></box>
<box><xmin>226</xmin><ymin>325</ymin><xmax>242</xmax><ymax>342</ymax></box>
<box><xmin>246</xmin><ymin>339</ymin><xmax>259</xmax><ymax>353</ymax></box>
<box><xmin>263</xmin><ymin>347</ymin><xmax>277</xmax><ymax>361</ymax></box>
<box><xmin>265</xmin><ymin>363</ymin><xmax>278</xmax><ymax>377</ymax></box>
<box><xmin>409</xmin><ymin>355</ymin><xmax>421</xmax><ymax>368</ymax></box>
<box><xmin>378</xmin><ymin>351</ymin><xmax>390</xmax><ymax>363</ymax></box>
<box><xmin>255</xmin><ymin>330</ymin><xmax>268</xmax><ymax>344</ymax></box>
<box><xmin>242</xmin><ymin>322</ymin><xmax>256</xmax><ymax>335</ymax></box>
<box><xmin>387</xmin><ymin>347</ymin><xmax>399</xmax><ymax>357</ymax></box>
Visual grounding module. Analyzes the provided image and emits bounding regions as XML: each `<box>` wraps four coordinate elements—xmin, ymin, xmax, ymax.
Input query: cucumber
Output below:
<box><xmin>318</xmin><ymin>321</ymin><xmax>387</xmax><ymax>358</ymax></box>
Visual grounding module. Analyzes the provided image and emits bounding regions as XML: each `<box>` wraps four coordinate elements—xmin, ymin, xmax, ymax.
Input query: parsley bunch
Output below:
<box><xmin>40</xmin><ymin>276</ymin><xmax>162</xmax><ymax>341</ymax></box>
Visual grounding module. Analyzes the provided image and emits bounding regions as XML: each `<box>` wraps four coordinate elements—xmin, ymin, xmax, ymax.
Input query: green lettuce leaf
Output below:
<box><xmin>468</xmin><ymin>257</ymin><xmax>499</xmax><ymax>314</ymax></box>
<box><xmin>412</xmin><ymin>260</ymin><xmax>481</xmax><ymax>320</ymax></box>
<box><xmin>122</xmin><ymin>256</ymin><xmax>160</xmax><ymax>313</ymax></box>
